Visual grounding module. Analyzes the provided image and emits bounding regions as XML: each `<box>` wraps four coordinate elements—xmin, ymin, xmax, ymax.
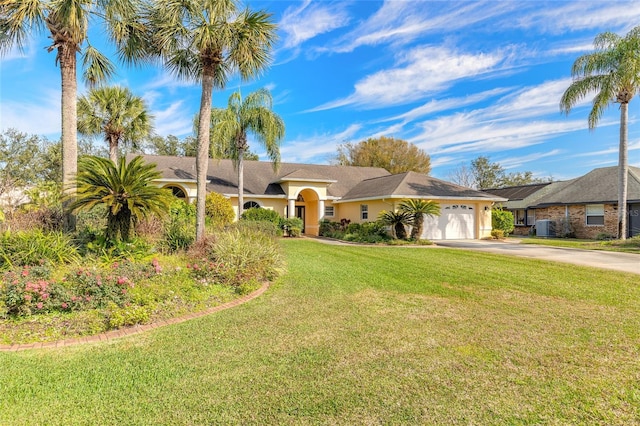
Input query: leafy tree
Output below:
<box><xmin>378</xmin><ymin>210</ymin><xmax>411</xmax><ymax>239</ymax></box>
<box><xmin>144</xmin><ymin>135</ymin><xmax>198</xmax><ymax>157</ymax></box>
<box><xmin>560</xmin><ymin>26</ymin><xmax>640</xmax><ymax>240</ymax></box>
<box><xmin>450</xmin><ymin>156</ymin><xmax>549</xmax><ymax>189</ymax></box>
<box><xmin>69</xmin><ymin>156</ymin><xmax>172</xmax><ymax>242</ymax></box>
<box><xmin>205</xmin><ymin>192</ymin><xmax>235</xmax><ymax>227</ymax></box>
<box><xmin>399</xmin><ymin>199</ymin><xmax>440</xmax><ymax>240</ymax></box>
<box><xmin>336</xmin><ymin>136</ymin><xmax>431</xmax><ymax>174</ymax></box>
<box><xmin>1</xmin><ymin>0</ymin><xmax>144</xmax><ymax>230</ymax></box>
<box><xmin>492</xmin><ymin>207</ymin><xmax>514</xmax><ymax>237</ymax></box>
<box><xmin>146</xmin><ymin>0</ymin><xmax>278</xmax><ymax>241</ymax></box>
<box><xmin>0</xmin><ymin>129</ymin><xmax>48</xmax><ymax>195</ymax></box>
<box><xmin>211</xmin><ymin>89</ymin><xmax>285</xmax><ymax>219</ymax></box>
<box><xmin>78</xmin><ymin>86</ymin><xmax>153</xmax><ymax>163</ymax></box>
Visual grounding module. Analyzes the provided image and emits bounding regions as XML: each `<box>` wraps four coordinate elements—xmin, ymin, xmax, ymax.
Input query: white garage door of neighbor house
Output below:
<box><xmin>421</xmin><ymin>204</ymin><xmax>476</xmax><ymax>240</ymax></box>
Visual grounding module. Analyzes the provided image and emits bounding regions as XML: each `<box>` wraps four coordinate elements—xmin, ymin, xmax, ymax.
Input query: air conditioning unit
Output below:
<box><xmin>536</xmin><ymin>220</ymin><xmax>556</xmax><ymax>237</ymax></box>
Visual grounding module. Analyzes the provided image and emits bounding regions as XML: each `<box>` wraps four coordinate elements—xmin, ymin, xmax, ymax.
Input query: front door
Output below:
<box><xmin>629</xmin><ymin>204</ymin><xmax>640</xmax><ymax>237</ymax></box>
<box><xmin>295</xmin><ymin>206</ymin><xmax>305</xmax><ymax>233</ymax></box>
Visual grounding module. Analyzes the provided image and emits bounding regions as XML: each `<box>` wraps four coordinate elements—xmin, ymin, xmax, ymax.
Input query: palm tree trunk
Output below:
<box><xmin>195</xmin><ymin>67</ymin><xmax>214</xmax><ymax>241</ymax></box>
<box><xmin>618</xmin><ymin>102</ymin><xmax>629</xmax><ymax>240</ymax></box>
<box><xmin>109</xmin><ymin>134</ymin><xmax>119</xmax><ymax>164</ymax></box>
<box><xmin>59</xmin><ymin>43</ymin><xmax>78</xmax><ymax>232</ymax></box>
<box><xmin>237</xmin><ymin>148</ymin><xmax>244</xmax><ymax>220</ymax></box>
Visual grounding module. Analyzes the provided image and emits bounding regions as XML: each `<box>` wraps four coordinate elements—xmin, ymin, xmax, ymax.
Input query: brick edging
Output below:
<box><xmin>0</xmin><ymin>281</ymin><xmax>270</xmax><ymax>352</ymax></box>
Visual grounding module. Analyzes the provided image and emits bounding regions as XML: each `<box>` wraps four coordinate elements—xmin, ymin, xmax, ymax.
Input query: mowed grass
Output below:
<box><xmin>2</xmin><ymin>239</ymin><xmax>640</xmax><ymax>425</ymax></box>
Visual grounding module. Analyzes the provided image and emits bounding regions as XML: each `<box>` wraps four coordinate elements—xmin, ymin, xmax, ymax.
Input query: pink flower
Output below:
<box><xmin>61</xmin><ymin>302</ymin><xmax>68</xmax><ymax>309</ymax></box>
<box><xmin>121</xmin><ymin>289</ymin><xmax>127</xmax><ymax>294</ymax></box>
<box><xmin>24</xmin><ymin>294</ymin><xmax>32</xmax><ymax>302</ymax></box>
<box><xmin>36</xmin><ymin>302</ymin><xmax>43</xmax><ymax>309</ymax></box>
<box><xmin>117</xmin><ymin>277</ymin><xmax>127</xmax><ymax>285</ymax></box>
<box><xmin>21</xmin><ymin>269</ymin><xmax>29</xmax><ymax>277</ymax></box>
<box><xmin>41</xmin><ymin>293</ymin><xmax>49</xmax><ymax>300</ymax></box>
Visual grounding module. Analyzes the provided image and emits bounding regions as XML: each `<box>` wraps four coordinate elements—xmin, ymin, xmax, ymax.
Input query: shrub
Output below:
<box><xmin>0</xmin><ymin>265</ymin><xmax>69</xmax><ymax>317</ymax></box>
<box><xmin>0</xmin><ymin>229</ymin><xmax>80</xmax><ymax>269</ymax></box>
<box><xmin>241</xmin><ymin>207</ymin><xmax>283</xmax><ymax>227</ymax></box>
<box><xmin>230</xmin><ymin>220</ymin><xmax>282</xmax><ymax>237</ymax></box>
<box><xmin>205</xmin><ymin>192</ymin><xmax>235</xmax><ymax>227</ymax></box>
<box><xmin>106</xmin><ymin>302</ymin><xmax>151</xmax><ymax>328</ymax></box>
<box><xmin>162</xmin><ymin>199</ymin><xmax>196</xmax><ymax>252</ymax></box>
<box><xmin>188</xmin><ymin>227</ymin><xmax>284</xmax><ymax>287</ymax></box>
<box><xmin>491</xmin><ymin>229</ymin><xmax>505</xmax><ymax>239</ymax></box>
<box><xmin>283</xmin><ymin>217</ymin><xmax>303</xmax><ymax>237</ymax></box>
<box><xmin>492</xmin><ymin>207</ymin><xmax>515</xmax><ymax>237</ymax></box>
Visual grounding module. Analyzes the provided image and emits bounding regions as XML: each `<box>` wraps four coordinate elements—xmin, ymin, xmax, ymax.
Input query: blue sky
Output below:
<box><xmin>2</xmin><ymin>0</ymin><xmax>640</xmax><ymax>181</ymax></box>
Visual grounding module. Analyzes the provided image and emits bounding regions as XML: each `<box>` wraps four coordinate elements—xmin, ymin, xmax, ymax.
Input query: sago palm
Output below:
<box><xmin>399</xmin><ymin>199</ymin><xmax>441</xmax><ymax>240</ymax></box>
<box><xmin>145</xmin><ymin>0</ymin><xmax>277</xmax><ymax>240</ymax></box>
<box><xmin>68</xmin><ymin>156</ymin><xmax>172</xmax><ymax>242</ymax></box>
<box><xmin>210</xmin><ymin>89</ymin><xmax>285</xmax><ymax>219</ymax></box>
<box><xmin>560</xmin><ymin>26</ymin><xmax>640</xmax><ymax>240</ymax></box>
<box><xmin>378</xmin><ymin>210</ymin><xmax>411</xmax><ymax>240</ymax></box>
<box><xmin>0</xmin><ymin>0</ymin><xmax>145</xmax><ymax>230</ymax></box>
<box><xmin>78</xmin><ymin>86</ymin><xmax>153</xmax><ymax>164</ymax></box>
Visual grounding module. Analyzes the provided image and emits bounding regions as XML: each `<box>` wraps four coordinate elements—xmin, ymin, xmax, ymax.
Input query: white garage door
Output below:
<box><xmin>421</xmin><ymin>204</ymin><xmax>475</xmax><ymax>240</ymax></box>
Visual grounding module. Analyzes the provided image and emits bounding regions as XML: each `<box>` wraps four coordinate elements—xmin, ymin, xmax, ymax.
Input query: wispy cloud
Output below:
<box><xmin>278</xmin><ymin>0</ymin><xmax>350</xmax><ymax>50</ymax></box>
<box><xmin>0</xmin><ymin>90</ymin><xmax>61</xmax><ymax>136</ymax></box>
<box><xmin>331</xmin><ymin>0</ymin><xmax>516</xmax><ymax>53</ymax></box>
<box><xmin>279</xmin><ymin>124</ymin><xmax>361</xmax><ymax>163</ymax></box>
<box><xmin>151</xmin><ymin>101</ymin><xmax>194</xmax><ymax>136</ymax></box>
<box><xmin>309</xmin><ymin>46</ymin><xmax>506</xmax><ymax>111</ymax></box>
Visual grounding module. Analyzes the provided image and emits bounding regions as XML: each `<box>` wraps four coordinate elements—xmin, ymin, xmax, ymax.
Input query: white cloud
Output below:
<box><xmin>279</xmin><ymin>1</ymin><xmax>350</xmax><ymax>50</ymax></box>
<box><xmin>0</xmin><ymin>90</ymin><xmax>61</xmax><ymax>136</ymax></box>
<box><xmin>279</xmin><ymin>124</ymin><xmax>361</xmax><ymax>163</ymax></box>
<box><xmin>310</xmin><ymin>46</ymin><xmax>506</xmax><ymax>111</ymax></box>
<box><xmin>151</xmin><ymin>101</ymin><xmax>194</xmax><ymax>136</ymax></box>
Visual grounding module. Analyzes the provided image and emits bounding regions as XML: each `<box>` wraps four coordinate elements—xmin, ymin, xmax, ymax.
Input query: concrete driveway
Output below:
<box><xmin>436</xmin><ymin>240</ymin><xmax>640</xmax><ymax>275</ymax></box>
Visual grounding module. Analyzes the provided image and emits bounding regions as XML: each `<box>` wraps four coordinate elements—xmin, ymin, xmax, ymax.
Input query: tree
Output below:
<box><xmin>471</xmin><ymin>156</ymin><xmax>505</xmax><ymax>190</ymax></box>
<box><xmin>336</xmin><ymin>136</ymin><xmax>431</xmax><ymax>174</ymax></box>
<box><xmin>378</xmin><ymin>210</ymin><xmax>411</xmax><ymax>239</ymax></box>
<box><xmin>210</xmin><ymin>89</ymin><xmax>285</xmax><ymax>219</ymax></box>
<box><xmin>560</xmin><ymin>27</ymin><xmax>640</xmax><ymax>240</ymax></box>
<box><xmin>77</xmin><ymin>86</ymin><xmax>153</xmax><ymax>163</ymax></box>
<box><xmin>68</xmin><ymin>156</ymin><xmax>172</xmax><ymax>242</ymax></box>
<box><xmin>449</xmin><ymin>156</ymin><xmax>549</xmax><ymax>189</ymax></box>
<box><xmin>146</xmin><ymin>0</ymin><xmax>278</xmax><ymax>241</ymax></box>
<box><xmin>399</xmin><ymin>199</ymin><xmax>440</xmax><ymax>240</ymax></box>
<box><xmin>1</xmin><ymin>0</ymin><xmax>143</xmax><ymax>230</ymax></box>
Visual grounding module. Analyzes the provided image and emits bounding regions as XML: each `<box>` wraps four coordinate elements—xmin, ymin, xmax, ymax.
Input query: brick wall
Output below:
<box><xmin>534</xmin><ymin>204</ymin><xmax>618</xmax><ymax>239</ymax></box>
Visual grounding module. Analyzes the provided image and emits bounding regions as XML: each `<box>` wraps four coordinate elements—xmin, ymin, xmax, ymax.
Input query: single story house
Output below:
<box><xmin>138</xmin><ymin>154</ymin><xmax>505</xmax><ymax>240</ymax></box>
<box><xmin>485</xmin><ymin>166</ymin><xmax>640</xmax><ymax>239</ymax></box>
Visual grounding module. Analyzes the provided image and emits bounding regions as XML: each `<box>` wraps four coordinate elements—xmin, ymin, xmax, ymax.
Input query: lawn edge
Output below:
<box><xmin>0</xmin><ymin>281</ymin><xmax>271</xmax><ymax>352</ymax></box>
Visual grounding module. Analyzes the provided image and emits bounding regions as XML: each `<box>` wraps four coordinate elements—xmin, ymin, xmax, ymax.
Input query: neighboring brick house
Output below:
<box><xmin>485</xmin><ymin>166</ymin><xmax>640</xmax><ymax>239</ymax></box>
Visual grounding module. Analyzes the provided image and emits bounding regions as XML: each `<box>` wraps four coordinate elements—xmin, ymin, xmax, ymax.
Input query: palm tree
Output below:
<box><xmin>210</xmin><ymin>89</ymin><xmax>285</xmax><ymax>219</ymax></box>
<box><xmin>378</xmin><ymin>210</ymin><xmax>411</xmax><ymax>240</ymax></box>
<box><xmin>399</xmin><ymin>199</ymin><xmax>441</xmax><ymax>240</ymax></box>
<box><xmin>68</xmin><ymin>156</ymin><xmax>172</xmax><ymax>242</ymax></box>
<box><xmin>0</xmin><ymin>0</ymin><xmax>144</xmax><ymax>231</ymax></box>
<box><xmin>560</xmin><ymin>27</ymin><xmax>640</xmax><ymax>240</ymax></box>
<box><xmin>78</xmin><ymin>86</ymin><xmax>153</xmax><ymax>164</ymax></box>
<box><xmin>146</xmin><ymin>0</ymin><xmax>277</xmax><ymax>240</ymax></box>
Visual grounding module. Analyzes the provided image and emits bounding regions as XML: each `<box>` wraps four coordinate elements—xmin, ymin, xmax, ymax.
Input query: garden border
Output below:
<box><xmin>0</xmin><ymin>281</ymin><xmax>270</xmax><ymax>352</ymax></box>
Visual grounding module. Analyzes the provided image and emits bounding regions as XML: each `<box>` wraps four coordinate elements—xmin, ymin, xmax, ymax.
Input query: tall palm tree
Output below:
<box><xmin>210</xmin><ymin>89</ymin><xmax>285</xmax><ymax>219</ymax></box>
<box><xmin>0</xmin><ymin>0</ymin><xmax>144</xmax><ymax>231</ymax></box>
<box><xmin>68</xmin><ymin>156</ymin><xmax>172</xmax><ymax>242</ymax></box>
<box><xmin>399</xmin><ymin>199</ymin><xmax>441</xmax><ymax>240</ymax></box>
<box><xmin>378</xmin><ymin>210</ymin><xmax>411</xmax><ymax>240</ymax></box>
<box><xmin>560</xmin><ymin>26</ymin><xmax>640</xmax><ymax>240</ymax></box>
<box><xmin>146</xmin><ymin>0</ymin><xmax>277</xmax><ymax>240</ymax></box>
<box><xmin>78</xmin><ymin>86</ymin><xmax>153</xmax><ymax>164</ymax></box>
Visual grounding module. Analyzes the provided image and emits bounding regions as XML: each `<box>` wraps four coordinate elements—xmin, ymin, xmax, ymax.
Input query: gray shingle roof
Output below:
<box><xmin>534</xmin><ymin>166</ymin><xmax>640</xmax><ymax>206</ymax></box>
<box><xmin>338</xmin><ymin>171</ymin><xmax>506</xmax><ymax>202</ymax></box>
<box><xmin>134</xmin><ymin>154</ymin><xmax>390</xmax><ymax>198</ymax></box>
<box><xmin>484</xmin><ymin>182</ymin><xmax>554</xmax><ymax>201</ymax></box>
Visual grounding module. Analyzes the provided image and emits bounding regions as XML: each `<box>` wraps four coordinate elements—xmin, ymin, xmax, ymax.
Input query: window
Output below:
<box><xmin>586</xmin><ymin>204</ymin><xmax>604</xmax><ymax>225</ymax></box>
<box><xmin>526</xmin><ymin>209</ymin><xmax>536</xmax><ymax>226</ymax></box>
<box><xmin>514</xmin><ymin>209</ymin><xmax>526</xmax><ymax>225</ymax></box>
<box><xmin>324</xmin><ymin>205</ymin><xmax>335</xmax><ymax>217</ymax></box>
<box><xmin>360</xmin><ymin>204</ymin><xmax>368</xmax><ymax>220</ymax></box>
<box><xmin>243</xmin><ymin>201</ymin><xmax>261</xmax><ymax>210</ymax></box>
<box><xmin>165</xmin><ymin>185</ymin><xmax>186</xmax><ymax>199</ymax></box>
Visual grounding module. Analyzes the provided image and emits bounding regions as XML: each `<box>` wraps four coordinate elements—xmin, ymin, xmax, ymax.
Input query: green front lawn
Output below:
<box><xmin>1</xmin><ymin>240</ymin><xmax>639</xmax><ymax>424</ymax></box>
<box><xmin>515</xmin><ymin>236</ymin><xmax>640</xmax><ymax>253</ymax></box>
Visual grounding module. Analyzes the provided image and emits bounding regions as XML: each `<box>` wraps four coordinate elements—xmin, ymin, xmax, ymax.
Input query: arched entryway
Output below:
<box><xmin>290</xmin><ymin>188</ymin><xmax>322</xmax><ymax>235</ymax></box>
